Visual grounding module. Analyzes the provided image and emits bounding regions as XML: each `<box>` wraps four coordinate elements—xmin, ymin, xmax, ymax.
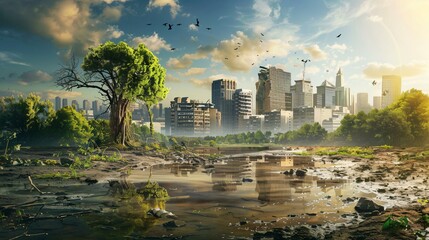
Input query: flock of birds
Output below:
<box><xmin>147</xmin><ymin>18</ymin><xmax>384</xmax><ymax>92</ymax></box>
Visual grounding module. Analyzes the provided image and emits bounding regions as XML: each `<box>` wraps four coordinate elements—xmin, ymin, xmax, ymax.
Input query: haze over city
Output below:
<box><xmin>0</xmin><ymin>0</ymin><xmax>428</xmax><ymax>107</ymax></box>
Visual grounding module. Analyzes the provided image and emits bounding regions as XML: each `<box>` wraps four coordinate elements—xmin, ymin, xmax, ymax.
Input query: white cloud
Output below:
<box><xmin>368</xmin><ymin>15</ymin><xmax>383</xmax><ymax>22</ymax></box>
<box><xmin>0</xmin><ymin>0</ymin><xmax>127</xmax><ymax>57</ymax></box>
<box><xmin>147</xmin><ymin>0</ymin><xmax>181</xmax><ymax>18</ymax></box>
<box><xmin>183</xmin><ymin>68</ymin><xmax>206</xmax><ymax>76</ymax></box>
<box><xmin>106</xmin><ymin>25</ymin><xmax>124</xmax><ymax>39</ymax></box>
<box><xmin>363</xmin><ymin>62</ymin><xmax>428</xmax><ymax>78</ymax></box>
<box><xmin>17</xmin><ymin>70</ymin><xmax>52</xmax><ymax>85</ymax></box>
<box><xmin>190</xmin><ymin>74</ymin><xmax>237</xmax><ymax>89</ymax></box>
<box><xmin>327</xmin><ymin>43</ymin><xmax>347</xmax><ymax>52</ymax></box>
<box><xmin>304</xmin><ymin>44</ymin><xmax>327</xmax><ymax>60</ymax></box>
<box><xmin>190</xmin><ymin>36</ymin><xmax>198</xmax><ymax>42</ymax></box>
<box><xmin>188</xmin><ymin>24</ymin><xmax>198</xmax><ymax>31</ymax></box>
<box><xmin>131</xmin><ymin>32</ymin><xmax>171</xmax><ymax>52</ymax></box>
<box><xmin>166</xmin><ymin>46</ymin><xmax>212</xmax><ymax>69</ymax></box>
<box><xmin>0</xmin><ymin>51</ymin><xmax>30</xmax><ymax>66</ymax></box>
<box><xmin>311</xmin><ymin>0</ymin><xmax>378</xmax><ymax>39</ymax></box>
<box><xmin>166</xmin><ymin>74</ymin><xmax>181</xmax><ymax>83</ymax></box>
<box><xmin>38</xmin><ymin>90</ymin><xmax>82</xmax><ymax>100</ymax></box>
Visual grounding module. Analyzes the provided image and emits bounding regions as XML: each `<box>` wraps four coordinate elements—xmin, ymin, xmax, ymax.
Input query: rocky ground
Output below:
<box><xmin>0</xmin><ymin>146</ymin><xmax>428</xmax><ymax>239</ymax></box>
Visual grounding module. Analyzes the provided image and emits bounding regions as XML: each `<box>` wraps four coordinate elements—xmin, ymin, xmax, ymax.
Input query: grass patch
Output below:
<box><xmin>314</xmin><ymin>146</ymin><xmax>374</xmax><ymax>159</ymax></box>
<box><xmin>382</xmin><ymin>215</ymin><xmax>409</xmax><ymax>231</ymax></box>
<box><xmin>34</xmin><ymin>170</ymin><xmax>82</xmax><ymax>180</ymax></box>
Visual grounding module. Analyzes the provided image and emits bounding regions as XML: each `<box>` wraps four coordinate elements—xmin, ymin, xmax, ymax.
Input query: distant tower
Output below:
<box><xmin>83</xmin><ymin>100</ymin><xmax>90</xmax><ymax>110</ymax></box>
<box><xmin>381</xmin><ymin>75</ymin><xmax>401</xmax><ymax>108</ymax></box>
<box><xmin>71</xmin><ymin>100</ymin><xmax>79</xmax><ymax>110</ymax></box>
<box><xmin>373</xmin><ymin>96</ymin><xmax>381</xmax><ymax>109</ymax></box>
<box><xmin>334</xmin><ymin>68</ymin><xmax>350</xmax><ymax>107</ymax></box>
<box><xmin>255</xmin><ymin>66</ymin><xmax>291</xmax><ymax>114</ymax></box>
<box><xmin>233</xmin><ymin>89</ymin><xmax>253</xmax><ymax>132</ymax></box>
<box><xmin>212</xmin><ymin>79</ymin><xmax>236</xmax><ymax>132</ymax></box>
<box><xmin>62</xmin><ymin>98</ymin><xmax>68</xmax><ymax>108</ymax></box>
<box><xmin>356</xmin><ymin>93</ymin><xmax>371</xmax><ymax>113</ymax></box>
<box><xmin>92</xmin><ymin>100</ymin><xmax>100</xmax><ymax>115</ymax></box>
<box><xmin>315</xmin><ymin>80</ymin><xmax>335</xmax><ymax>108</ymax></box>
<box><xmin>291</xmin><ymin>79</ymin><xmax>313</xmax><ymax>108</ymax></box>
<box><xmin>55</xmin><ymin>96</ymin><xmax>61</xmax><ymax>111</ymax></box>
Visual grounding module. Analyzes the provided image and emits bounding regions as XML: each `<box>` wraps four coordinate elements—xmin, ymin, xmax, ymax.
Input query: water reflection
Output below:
<box><xmin>210</xmin><ymin>157</ymin><xmax>251</xmax><ymax>191</ymax></box>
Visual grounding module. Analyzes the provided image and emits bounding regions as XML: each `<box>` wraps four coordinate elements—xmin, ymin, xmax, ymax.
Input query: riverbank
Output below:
<box><xmin>0</xmin><ymin>146</ymin><xmax>428</xmax><ymax>239</ymax></box>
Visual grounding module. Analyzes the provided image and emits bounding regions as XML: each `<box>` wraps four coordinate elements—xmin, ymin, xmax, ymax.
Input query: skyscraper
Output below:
<box><xmin>373</xmin><ymin>96</ymin><xmax>381</xmax><ymax>109</ymax></box>
<box><xmin>255</xmin><ymin>66</ymin><xmax>291</xmax><ymax>114</ymax></box>
<box><xmin>62</xmin><ymin>98</ymin><xmax>68</xmax><ymax>108</ymax></box>
<box><xmin>232</xmin><ymin>89</ymin><xmax>253</xmax><ymax>132</ymax></box>
<box><xmin>315</xmin><ymin>80</ymin><xmax>335</xmax><ymax>108</ymax></box>
<box><xmin>83</xmin><ymin>100</ymin><xmax>90</xmax><ymax>110</ymax></box>
<box><xmin>55</xmin><ymin>96</ymin><xmax>61</xmax><ymax>111</ymax></box>
<box><xmin>381</xmin><ymin>75</ymin><xmax>401</xmax><ymax>108</ymax></box>
<box><xmin>212</xmin><ymin>79</ymin><xmax>236</xmax><ymax>132</ymax></box>
<box><xmin>71</xmin><ymin>100</ymin><xmax>79</xmax><ymax>110</ymax></box>
<box><xmin>356</xmin><ymin>93</ymin><xmax>371</xmax><ymax>113</ymax></box>
<box><xmin>334</xmin><ymin>68</ymin><xmax>351</xmax><ymax>108</ymax></box>
<box><xmin>92</xmin><ymin>100</ymin><xmax>100</xmax><ymax>115</ymax></box>
<box><xmin>291</xmin><ymin>80</ymin><xmax>313</xmax><ymax>108</ymax></box>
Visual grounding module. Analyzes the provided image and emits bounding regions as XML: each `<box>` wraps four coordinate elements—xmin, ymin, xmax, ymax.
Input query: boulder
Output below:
<box><xmin>296</xmin><ymin>169</ymin><xmax>307</xmax><ymax>177</ymax></box>
<box><xmin>284</xmin><ymin>169</ymin><xmax>294</xmax><ymax>175</ymax></box>
<box><xmin>163</xmin><ymin>220</ymin><xmax>186</xmax><ymax>228</ymax></box>
<box><xmin>354</xmin><ymin>197</ymin><xmax>384</xmax><ymax>214</ymax></box>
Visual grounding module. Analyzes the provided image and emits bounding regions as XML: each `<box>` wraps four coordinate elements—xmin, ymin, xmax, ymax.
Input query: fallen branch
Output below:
<box><xmin>27</xmin><ymin>176</ymin><xmax>44</xmax><ymax>195</ymax></box>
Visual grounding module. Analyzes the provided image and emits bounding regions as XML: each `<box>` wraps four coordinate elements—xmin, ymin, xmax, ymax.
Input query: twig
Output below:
<box><xmin>9</xmin><ymin>205</ymin><xmax>47</xmax><ymax>240</ymax></box>
<box><xmin>27</xmin><ymin>176</ymin><xmax>44</xmax><ymax>195</ymax></box>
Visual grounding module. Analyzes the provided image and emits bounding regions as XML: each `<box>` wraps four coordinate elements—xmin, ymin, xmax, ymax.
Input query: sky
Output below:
<box><xmin>0</xmin><ymin>0</ymin><xmax>428</xmax><ymax>107</ymax></box>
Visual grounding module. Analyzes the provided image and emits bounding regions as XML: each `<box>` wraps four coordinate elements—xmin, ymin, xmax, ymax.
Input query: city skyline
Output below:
<box><xmin>0</xmin><ymin>0</ymin><xmax>428</xmax><ymax>107</ymax></box>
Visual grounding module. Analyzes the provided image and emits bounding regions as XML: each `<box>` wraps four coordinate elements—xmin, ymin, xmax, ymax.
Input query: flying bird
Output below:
<box><xmin>372</xmin><ymin>80</ymin><xmax>377</xmax><ymax>86</ymax></box>
<box><xmin>195</xmin><ymin>18</ymin><xmax>200</xmax><ymax>27</ymax></box>
<box><xmin>146</xmin><ymin>23</ymin><xmax>152</xmax><ymax>26</ymax></box>
<box><xmin>170</xmin><ymin>48</ymin><xmax>176</xmax><ymax>51</ymax></box>
<box><xmin>163</xmin><ymin>23</ymin><xmax>168</xmax><ymax>26</ymax></box>
<box><xmin>234</xmin><ymin>47</ymin><xmax>238</xmax><ymax>50</ymax></box>
<box><xmin>176</xmin><ymin>23</ymin><xmax>182</xmax><ymax>26</ymax></box>
<box><xmin>225</xmin><ymin>57</ymin><xmax>229</xmax><ymax>60</ymax></box>
<box><xmin>260</xmin><ymin>40</ymin><xmax>263</xmax><ymax>43</ymax></box>
<box><xmin>168</xmin><ymin>24</ymin><xmax>173</xmax><ymax>30</ymax></box>
<box><xmin>206</xmin><ymin>27</ymin><xmax>212</xmax><ymax>30</ymax></box>
<box><xmin>336</xmin><ymin>34</ymin><xmax>342</xmax><ymax>38</ymax></box>
<box><xmin>383</xmin><ymin>90</ymin><xmax>389</xmax><ymax>96</ymax></box>
<box><xmin>326</xmin><ymin>69</ymin><xmax>329</xmax><ymax>72</ymax></box>
<box><xmin>236</xmin><ymin>55</ymin><xmax>239</xmax><ymax>57</ymax></box>
<box><xmin>261</xmin><ymin>33</ymin><xmax>264</xmax><ymax>36</ymax></box>
<box><xmin>252</xmin><ymin>63</ymin><xmax>255</xmax><ymax>65</ymax></box>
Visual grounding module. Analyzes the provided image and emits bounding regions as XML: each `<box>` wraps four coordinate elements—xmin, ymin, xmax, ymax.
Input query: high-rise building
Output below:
<box><xmin>314</xmin><ymin>80</ymin><xmax>335</xmax><ymax>108</ymax></box>
<box><xmin>170</xmin><ymin>97</ymin><xmax>214</xmax><ymax>136</ymax></box>
<box><xmin>255</xmin><ymin>66</ymin><xmax>291</xmax><ymax>114</ymax></box>
<box><xmin>373</xmin><ymin>96</ymin><xmax>382</xmax><ymax>109</ymax></box>
<box><xmin>83</xmin><ymin>100</ymin><xmax>90</xmax><ymax>110</ymax></box>
<box><xmin>233</xmin><ymin>89</ymin><xmax>253</xmax><ymax>132</ymax></box>
<box><xmin>239</xmin><ymin>115</ymin><xmax>265</xmax><ymax>133</ymax></box>
<box><xmin>92</xmin><ymin>100</ymin><xmax>100</xmax><ymax>115</ymax></box>
<box><xmin>293</xmin><ymin>107</ymin><xmax>332</xmax><ymax>130</ymax></box>
<box><xmin>71</xmin><ymin>100</ymin><xmax>79</xmax><ymax>110</ymax></box>
<box><xmin>212</xmin><ymin>79</ymin><xmax>236</xmax><ymax>132</ymax></box>
<box><xmin>209</xmin><ymin>108</ymin><xmax>222</xmax><ymax>136</ymax></box>
<box><xmin>264</xmin><ymin>110</ymin><xmax>293</xmax><ymax>133</ymax></box>
<box><xmin>62</xmin><ymin>98</ymin><xmax>68</xmax><ymax>108</ymax></box>
<box><xmin>291</xmin><ymin>80</ymin><xmax>313</xmax><ymax>108</ymax></box>
<box><xmin>356</xmin><ymin>93</ymin><xmax>371</xmax><ymax>113</ymax></box>
<box><xmin>381</xmin><ymin>75</ymin><xmax>401</xmax><ymax>108</ymax></box>
<box><xmin>55</xmin><ymin>96</ymin><xmax>61</xmax><ymax>111</ymax></box>
<box><xmin>334</xmin><ymin>68</ymin><xmax>351</xmax><ymax>108</ymax></box>
<box><xmin>158</xmin><ymin>103</ymin><xmax>163</xmax><ymax>118</ymax></box>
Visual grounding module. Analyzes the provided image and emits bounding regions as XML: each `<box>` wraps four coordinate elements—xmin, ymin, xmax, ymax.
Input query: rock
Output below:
<box><xmin>60</xmin><ymin>157</ymin><xmax>74</xmax><ymax>166</ymax></box>
<box><xmin>377</xmin><ymin>188</ymin><xmax>386</xmax><ymax>193</ymax></box>
<box><xmin>242</xmin><ymin>178</ymin><xmax>253</xmax><ymax>183</ymax></box>
<box><xmin>163</xmin><ymin>220</ymin><xmax>186</xmax><ymax>228</ymax></box>
<box><xmin>284</xmin><ymin>169</ymin><xmax>294</xmax><ymax>175</ymax></box>
<box><xmin>354</xmin><ymin>197</ymin><xmax>384</xmax><ymax>214</ymax></box>
<box><xmin>12</xmin><ymin>160</ymin><xmax>20</xmax><ymax>166</ymax></box>
<box><xmin>296</xmin><ymin>169</ymin><xmax>307</xmax><ymax>177</ymax></box>
<box><xmin>84</xmin><ymin>177</ymin><xmax>98</xmax><ymax>185</ymax></box>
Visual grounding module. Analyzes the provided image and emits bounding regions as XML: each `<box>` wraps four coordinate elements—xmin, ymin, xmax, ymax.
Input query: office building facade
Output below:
<box><xmin>381</xmin><ymin>75</ymin><xmax>402</xmax><ymax>108</ymax></box>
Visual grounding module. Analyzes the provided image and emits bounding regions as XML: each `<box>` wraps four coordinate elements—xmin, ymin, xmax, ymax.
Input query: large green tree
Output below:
<box><xmin>57</xmin><ymin>41</ymin><xmax>168</xmax><ymax>145</ymax></box>
<box><xmin>0</xmin><ymin>94</ymin><xmax>55</xmax><ymax>145</ymax></box>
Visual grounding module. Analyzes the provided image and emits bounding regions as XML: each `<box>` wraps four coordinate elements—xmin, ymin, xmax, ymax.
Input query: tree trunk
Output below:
<box><xmin>110</xmin><ymin>99</ymin><xmax>129</xmax><ymax>145</ymax></box>
<box><xmin>146</xmin><ymin>104</ymin><xmax>154</xmax><ymax>136</ymax></box>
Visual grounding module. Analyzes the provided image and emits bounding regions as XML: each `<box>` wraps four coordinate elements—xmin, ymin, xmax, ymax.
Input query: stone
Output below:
<box><xmin>60</xmin><ymin>157</ymin><xmax>74</xmax><ymax>166</ymax></box>
<box><xmin>163</xmin><ymin>220</ymin><xmax>186</xmax><ymax>228</ymax></box>
<box><xmin>84</xmin><ymin>177</ymin><xmax>98</xmax><ymax>185</ymax></box>
<box><xmin>284</xmin><ymin>169</ymin><xmax>294</xmax><ymax>175</ymax></box>
<box><xmin>242</xmin><ymin>178</ymin><xmax>253</xmax><ymax>183</ymax></box>
<box><xmin>354</xmin><ymin>197</ymin><xmax>384</xmax><ymax>213</ymax></box>
<box><xmin>296</xmin><ymin>169</ymin><xmax>307</xmax><ymax>177</ymax></box>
